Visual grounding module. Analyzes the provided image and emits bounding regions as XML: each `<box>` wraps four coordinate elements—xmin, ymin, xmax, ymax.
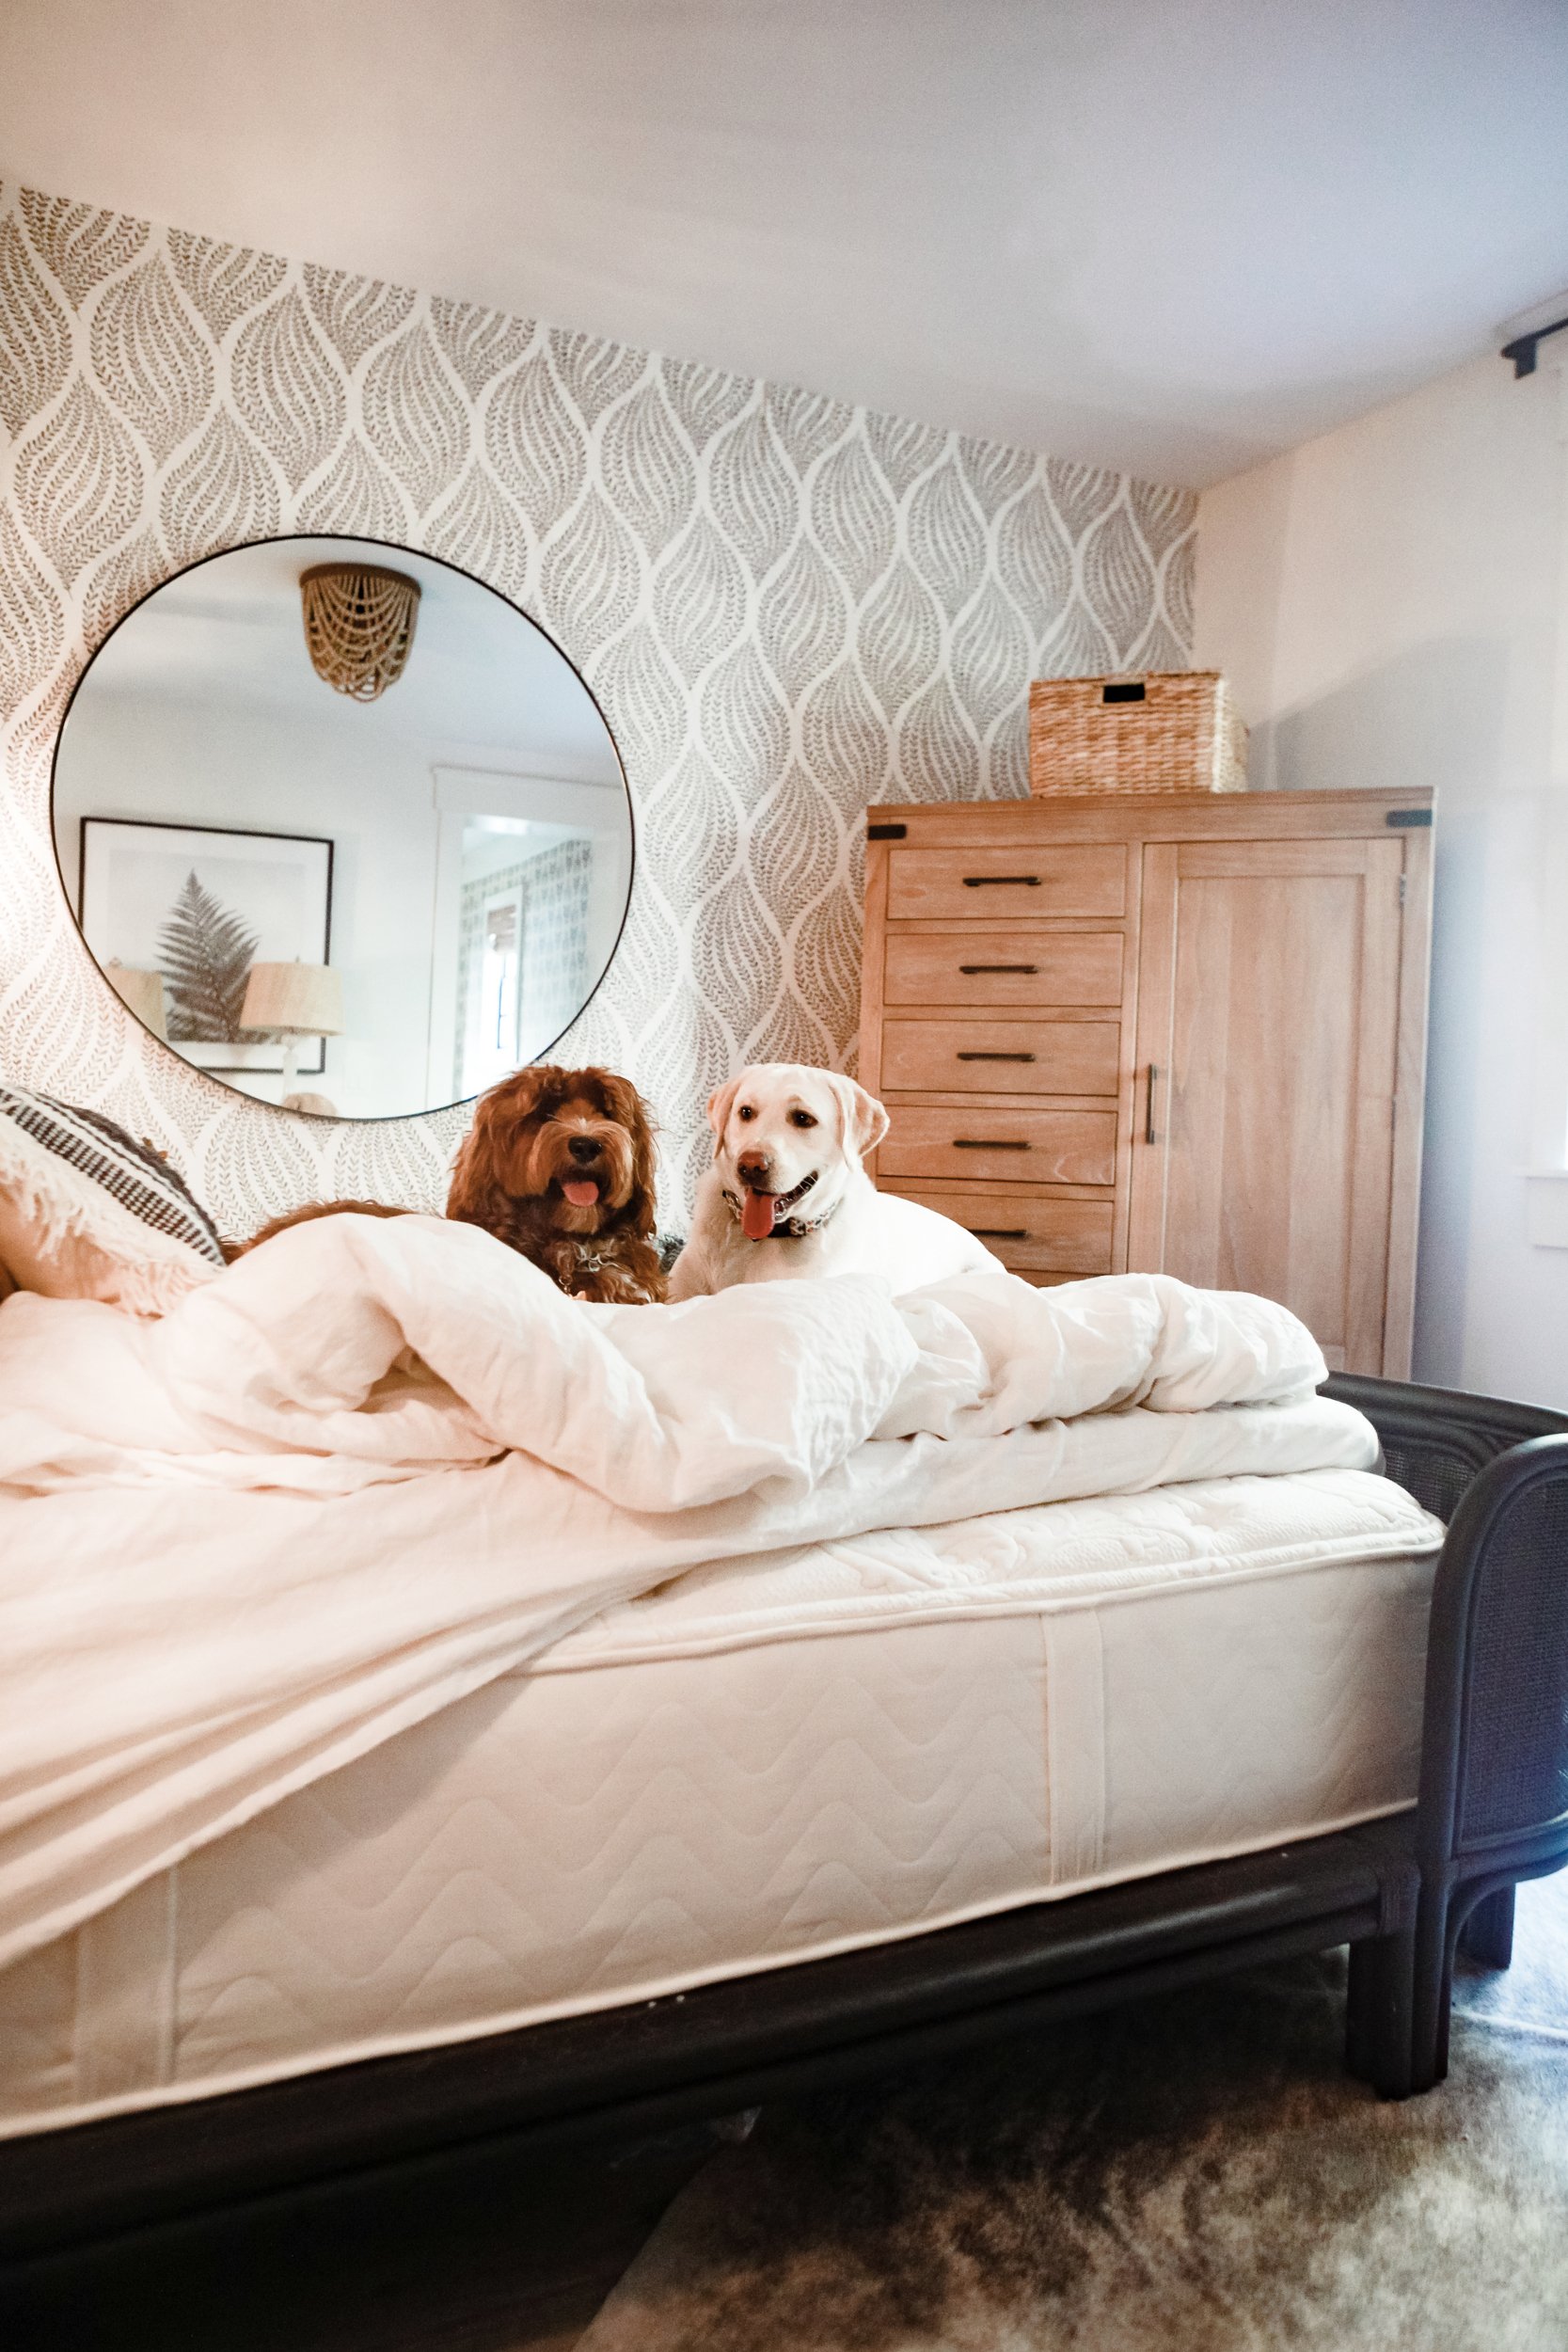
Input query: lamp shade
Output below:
<box><xmin>104</xmin><ymin>961</ymin><xmax>168</xmax><ymax>1041</ymax></box>
<box><xmin>240</xmin><ymin>961</ymin><xmax>343</xmax><ymax>1037</ymax></box>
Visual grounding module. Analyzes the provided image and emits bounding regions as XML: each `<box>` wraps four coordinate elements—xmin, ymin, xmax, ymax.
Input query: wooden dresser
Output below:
<box><xmin>859</xmin><ymin>789</ymin><xmax>1433</xmax><ymax>1377</ymax></box>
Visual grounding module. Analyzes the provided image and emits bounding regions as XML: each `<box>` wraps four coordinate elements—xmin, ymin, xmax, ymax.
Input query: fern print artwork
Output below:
<box><xmin>77</xmin><ymin>819</ymin><xmax>333</xmax><ymax>1074</ymax></box>
<box><xmin>159</xmin><ymin>872</ymin><xmax>260</xmax><ymax>1041</ymax></box>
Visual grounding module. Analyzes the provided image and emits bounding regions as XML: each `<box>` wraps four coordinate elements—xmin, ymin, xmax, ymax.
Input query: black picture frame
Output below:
<box><xmin>78</xmin><ymin>815</ymin><xmax>335</xmax><ymax>1075</ymax></box>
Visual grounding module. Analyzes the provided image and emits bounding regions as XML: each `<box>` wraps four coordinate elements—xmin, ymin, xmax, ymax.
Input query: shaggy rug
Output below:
<box><xmin>577</xmin><ymin>1875</ymin><xmax>1568</xmax><ymax>2351</ymax></box>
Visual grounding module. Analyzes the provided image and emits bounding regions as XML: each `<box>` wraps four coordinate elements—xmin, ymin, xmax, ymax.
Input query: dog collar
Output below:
<box><xmin>721</xmin><ymin>1171</ymin><xmax>839</xmax><ymax>1241</ymax></box>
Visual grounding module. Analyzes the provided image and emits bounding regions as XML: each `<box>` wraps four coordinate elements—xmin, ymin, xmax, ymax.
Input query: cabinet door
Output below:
<box><xmin>1127</xmin><ymin>836</ymin><xmax>1405</xmax><ymax>1374</ymax></box>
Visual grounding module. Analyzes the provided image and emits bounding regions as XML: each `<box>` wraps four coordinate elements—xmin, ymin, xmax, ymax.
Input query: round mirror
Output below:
<box><xmin>52</xmin><ymin>535</ymin><xmax>633</xmax><ymax>1120</ymax></box>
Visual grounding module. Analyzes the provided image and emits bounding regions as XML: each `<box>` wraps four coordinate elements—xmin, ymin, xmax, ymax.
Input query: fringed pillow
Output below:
<box><xmin>0</xmin><ymin>1086</ymin><xmax>226</xmax><ymax>1317</ymax></box>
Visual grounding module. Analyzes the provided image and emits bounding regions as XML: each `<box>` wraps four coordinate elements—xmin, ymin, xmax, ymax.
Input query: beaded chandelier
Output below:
<box><xmin>300</xmin><ymin>564</ymin><xmax>420</xmax><ymax>702</ymax></box>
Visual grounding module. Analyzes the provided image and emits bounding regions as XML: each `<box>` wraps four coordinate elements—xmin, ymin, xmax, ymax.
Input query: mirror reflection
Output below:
<box><xmin>52</xmin><ymin>536</ymin><xmax>633</xmax><ymax>1120</ymax></box>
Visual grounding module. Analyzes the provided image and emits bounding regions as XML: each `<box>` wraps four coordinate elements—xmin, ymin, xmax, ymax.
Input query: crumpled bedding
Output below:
<box><xmin>0</xmin><ymin>1211</ymin><xmax>1374</xmax><ymax>1975</ymax></box>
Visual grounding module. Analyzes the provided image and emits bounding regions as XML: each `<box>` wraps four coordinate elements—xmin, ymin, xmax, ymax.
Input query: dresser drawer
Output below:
<box><xmin>883</xmin><ymin>1184</ymin><xmax>1115</xmax><ymax>1278</ymax></box>
<box><xmin>880</xmin><ymin>1017</ymin><xmax>1121</xmax><ymax>1098</ymax></box>
<box><xmin>879</xmin><ymin>1104</ymin><xmax>1117</xmax><ymax>1186</ymax></box>
<box><xmin>887</xmin><ymin>845</ymin><xmax>1126</xmax><ymax>922</ymax></box>
<box><xmin>883</xmin><ymin>930</ymin><xmax>1123</xmax><ymax>1010</ymax></box>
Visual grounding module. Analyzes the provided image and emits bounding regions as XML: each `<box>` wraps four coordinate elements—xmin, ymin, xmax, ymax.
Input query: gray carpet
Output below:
<box><xmin>578</xmin><ymin>1874</ymin><xmax>1568</xmax><ymax>2350</ymax></box>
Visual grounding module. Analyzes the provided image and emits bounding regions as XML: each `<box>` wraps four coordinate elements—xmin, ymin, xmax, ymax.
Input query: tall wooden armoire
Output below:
<box><xmin>859</xmin><ymin>789</ymin><xmax>1433</xmax><ymax>1377</ymax></box>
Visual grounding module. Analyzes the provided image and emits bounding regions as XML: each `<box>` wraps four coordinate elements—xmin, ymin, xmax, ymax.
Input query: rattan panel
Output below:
<box><xmin>1381</xmin><ymin>1438</ymin><xmax>1478</xmax><ymax>1527</ymax></box>
<box><xmin>1460</xmin><ymin>1479</ymin><xmax>1568</xmax><ymax>1843</ymax></box>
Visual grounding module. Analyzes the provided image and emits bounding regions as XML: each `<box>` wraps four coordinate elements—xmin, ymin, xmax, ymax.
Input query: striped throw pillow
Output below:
<box><xmin>0</xmin><ymin>1089</ymin><xmax>225</xmax><ymax>1263</ymax></box>
<box><xmin>0</xmin><ymin>1087</ymin><xmax>227</xmax><ymax>1315</ymax></box>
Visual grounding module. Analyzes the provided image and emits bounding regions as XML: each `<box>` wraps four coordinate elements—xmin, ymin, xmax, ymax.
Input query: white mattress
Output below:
<box><xmin>0</xmin><ymin>1465</ymin><xmax>1442</xmax><ymax>2140</ymax></box>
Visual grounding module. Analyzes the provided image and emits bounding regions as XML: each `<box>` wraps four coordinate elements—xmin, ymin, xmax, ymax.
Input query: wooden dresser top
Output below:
<box><xmin>865</xmin><ymin>787</ymin><xmax>1434</xmax><ymax>847</ymax></box>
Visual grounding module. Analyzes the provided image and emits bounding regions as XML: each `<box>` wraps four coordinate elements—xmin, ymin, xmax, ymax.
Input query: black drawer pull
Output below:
<box><xmin>867</xmin><ymin>821</ymin><xmax>908</xmax><ymax>839</ymax></box>
<box><xmin>953</xmin><ymin>1137</ymin><xmax>1029</xmax><ymax>1151</ymax></box>
<box><xmin>963</xmin><ymin>874</ymin><xmax>1039</xmax><ymax>887</ymax></box>
<box><xmin>970</xmin><ymin>1228</ymin><xmax>1029</xmax><ymax>1241</ymax></box>
<box><xmin>958</xmin><ymin>1050</ymin><xmax>1035</xmax><ymax>1063</ymax></box>
<box><xmin>958</xmin><ymin>962</ymin><xmax>1038</xmax><ymax>975</ymax></box>
<box><xmin>1385</xmin><ymin>808</ymin><xmax>1432</xmax><ymax>829</ymax></box>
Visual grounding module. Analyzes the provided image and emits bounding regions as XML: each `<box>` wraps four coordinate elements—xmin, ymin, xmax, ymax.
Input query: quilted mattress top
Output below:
<box><xmin>540</xmin><ymin>1453</ymin><xmax>1444</xmax><ymax>1669</ymax></box>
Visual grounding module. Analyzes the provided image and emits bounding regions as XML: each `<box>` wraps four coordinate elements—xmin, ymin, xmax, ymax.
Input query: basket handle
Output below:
<box><xmin>1102</xmin><ymin>680</ymin><xmax>1147</xmax><ymax>705</ymax></box>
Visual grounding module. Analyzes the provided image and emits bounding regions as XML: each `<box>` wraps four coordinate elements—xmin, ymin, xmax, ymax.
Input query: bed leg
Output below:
<box><xmin>1345</xmin><ymin>1941</ymin><xmax>1374</xmax><ymax>2079</ymax></box>
<box><xmin>1344</xmin><ymin>1925</ymin><xmax>1415</xmax><ymax>2099</ymax></box>
<box><xmin>1409</xmin><ymin>1894</ymin><xmax>1456</xmax><ymax>2094</ymax></box>
<box><xmin>1457</xmin><ymin>1883</ymin><xmax>1515</xmax><ymax>1969</ymax></box>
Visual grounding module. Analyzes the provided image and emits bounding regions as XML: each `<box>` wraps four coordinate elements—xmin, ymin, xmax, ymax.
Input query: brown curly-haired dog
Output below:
<box><xmin>446</xmin><ymin>1064</ymin><xmax>665</xmax><ymax>1304</ymax></box>
<box><xmin>236</xmin><ymin>1066</ymin><xmax>664</xmax><ymax>1305</ymax></box>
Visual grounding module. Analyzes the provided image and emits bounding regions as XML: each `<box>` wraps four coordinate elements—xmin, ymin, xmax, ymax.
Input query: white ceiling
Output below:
<box><xmin>3</xmin><ymin>0</ymin><xmax>1565</xmax><ymax>487</ymax></box>
<box><xmin>65</xmin><ymin>535</ymin><xmax>624</xmax><ymax>781</ymax></box>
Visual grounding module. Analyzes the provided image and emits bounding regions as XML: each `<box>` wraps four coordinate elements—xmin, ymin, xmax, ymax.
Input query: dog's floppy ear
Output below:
<box><xmin>855</xmin><ymin>1083</ymin><xmax>892</xmax><ymax>1154</ymax></box>
<box><xmin>449</xmin><ymin>1063</ymin><xmax>552</xmax><ymax>1211</ymax></box>
<box><xmin>828</xmin><ymin>1073</ymin><xmax>890</xmax><ymax>1157</ymax></box>
<box><xmin>705</xmin><ymin>1076</ymin><xmax>742</xmax><ymax>1152</ymax></box>
<box><xmin>594</xmin><ymin>1069</ymin><xmax>658</xmax><ymax>1235</ymax></box>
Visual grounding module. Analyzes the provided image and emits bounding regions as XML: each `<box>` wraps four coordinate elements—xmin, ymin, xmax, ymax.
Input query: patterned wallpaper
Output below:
<box><xmin>0</xmin><ymin>181</ymin><xmax>1195</xmax><ymax>1232</ymax></box>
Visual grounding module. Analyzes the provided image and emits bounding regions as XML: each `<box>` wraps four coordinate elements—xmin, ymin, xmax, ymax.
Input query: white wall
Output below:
<box><xmin>1195</xmin><ymin>349</ymin><xmax>1568</xmax><ymax>1406</ymax></box>
<box><xmin>57</xmin><ymin>692</ymin><xmax>442</xmax><ymax>1118</ymax></box>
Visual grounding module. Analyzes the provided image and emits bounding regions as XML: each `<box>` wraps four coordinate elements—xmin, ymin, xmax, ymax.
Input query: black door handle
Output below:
<box><xmin>1144</xmin><ymin>1063</ymin><xmax>1159</xmax><ymax>1146</ymax></box>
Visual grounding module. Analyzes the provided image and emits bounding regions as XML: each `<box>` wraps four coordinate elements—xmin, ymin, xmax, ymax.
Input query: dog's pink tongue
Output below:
<box><xmin>562</xmin><ymin>1179</ymin><xmax>601</xmax><ymax>1207</ymax></box>
<box><xmin>741</xmin><ymin>1188</ymin><xmax>777</xmax><ymax>1241</ymax></box>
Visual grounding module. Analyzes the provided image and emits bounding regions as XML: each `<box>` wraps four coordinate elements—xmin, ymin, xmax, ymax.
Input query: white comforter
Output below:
<box><xmin>0</xmin><ymin>1213</ymin><xmax>1374</xmax><ymax>1974</ymax></box>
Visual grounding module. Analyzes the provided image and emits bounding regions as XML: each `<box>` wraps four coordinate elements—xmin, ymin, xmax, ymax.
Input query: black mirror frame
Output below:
<box><xmin>49</xmin><ymin>531</ymin><xmax>638</xmax><ymax>1125</ymax></box>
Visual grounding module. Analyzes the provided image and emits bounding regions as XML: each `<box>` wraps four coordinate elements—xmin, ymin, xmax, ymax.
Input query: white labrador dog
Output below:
<box><xmin>667</xmin><ymin>1062</ymin><xmax>1005</xmax><ymax>1299</ymax></box>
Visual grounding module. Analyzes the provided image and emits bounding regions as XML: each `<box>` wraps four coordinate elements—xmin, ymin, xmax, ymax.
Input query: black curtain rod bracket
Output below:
<box><xmin>1501</xmin><ymin>315</ymin><xmax>1568</xmax><ymax>378</ymax></box>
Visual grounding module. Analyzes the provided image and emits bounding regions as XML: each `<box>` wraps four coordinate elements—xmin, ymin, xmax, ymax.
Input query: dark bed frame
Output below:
<box><xmin>4</xmin><ymin>1372</ymin><xmax>1567</xmax><ymax>2264</ymax></box>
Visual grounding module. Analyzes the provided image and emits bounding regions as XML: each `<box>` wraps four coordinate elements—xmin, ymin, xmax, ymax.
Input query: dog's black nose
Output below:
<box><xmin>567</xmin><ymin>1136</ymin><xmax>600</xmax><ymax>1165</ymax></box>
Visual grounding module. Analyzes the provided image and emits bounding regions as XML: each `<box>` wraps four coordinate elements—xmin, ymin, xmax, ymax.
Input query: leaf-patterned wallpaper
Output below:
<box><xmin>0</xmin><ymin>182</ymin><xmax>1195</xmax><ymax>1234</ymax></box>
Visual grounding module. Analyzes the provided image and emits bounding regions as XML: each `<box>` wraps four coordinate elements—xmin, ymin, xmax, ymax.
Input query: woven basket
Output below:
<box><xmin>1029</xmin><ymin>671</ymin><xmax>1247</xmax><ymax>795</ymax></box>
